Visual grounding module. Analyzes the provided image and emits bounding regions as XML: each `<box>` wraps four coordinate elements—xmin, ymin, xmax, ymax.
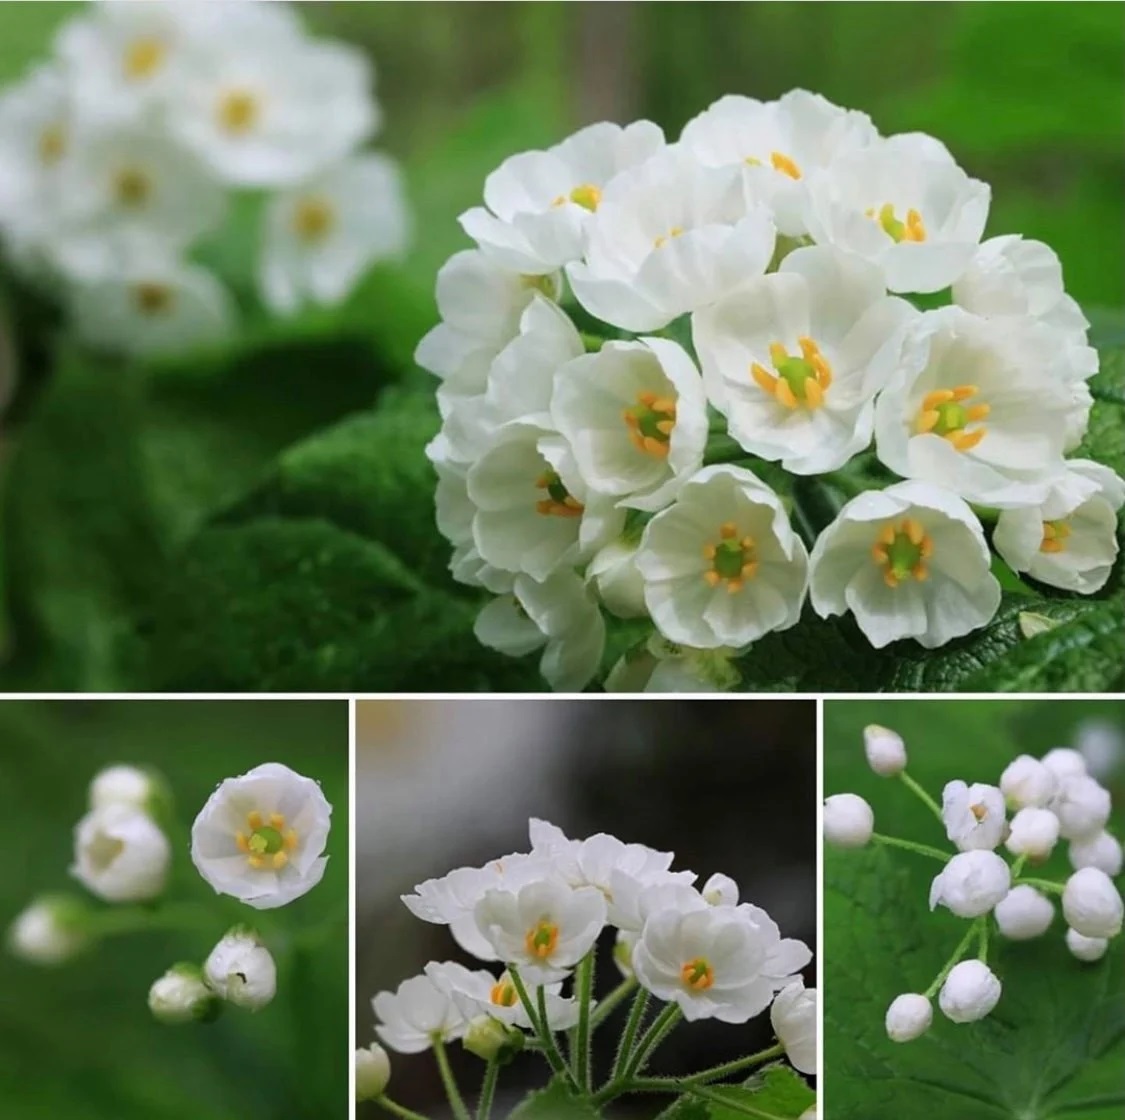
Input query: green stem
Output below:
<box><xmin>611</xmin><ymin>988</ymin><xmax>650</xmax><ymax>1080</ymax></box>
<box><xmin>924</xmin><ymin>919</ymin><xmax>983</xmax><ymax>1000</ymax></box>
<box><xmin>590</xmin><ymin>976</ymin><xmax>637</xmax><ymax>1030</ymax></box>
<box><xmin>476</xmin><ymin>1061</ymin><xmax>499</xmax><ymax>1120</ymax></box>
<box><xmin>572</xmin><ymin>950</ymin><xmax>596</xmax><ymax>1090</ymax></box>
<box><xmin>871</xmin><ymin>833</ymin><xmax>951</xmax><ymax>864</ymax></box>
<box><xmin>375</xmin><ymin>1097</ymin><xmax>432</xmax><ymax>1120</ymax></box>
<box><xmin>624</xmin><ymin>1003</ymin><xmax>682</xmax><ymax>1079</ymax></box>
<box><xmin>81</xmin><ymin>903</ymin><xmax>218</xmax><ymax>938</ymax></box>
<box><xmin>977</xmin><ymin>918</ymin><xmax>990</xmax><ymax>963</ymax></box>
<box><xmin>687</xmin><ymin>1084</ymin><xmax>789</xmax><ymax>1120</ymax></box>
<box><xmin>538</xmin><ymin>983</ymin><xmax>576</xmax><ymax>1086</ymax></box>
<box><xmin>1015</xmin><ymin>877</ymin><xmax>1065</xmax><ymax>895</ymax></box>
<box><xmin>684</xmin><ymin>1043</ymin><xmax>786</xmax><ymax>1085</ymax></box>
<box><xmin>898</xmin><ymin>771</ymin><xmax>945</xmax><ymax>828</ymax></box>
<box><xmin>432</xmin><ymin>1038</ymin><xmax>471</xmax><ymax>1120</ymax></box>
<box><xmin>507</xmin><ymin>967</ymin><xmax>574</xmax><ymax>1086</ymax></box>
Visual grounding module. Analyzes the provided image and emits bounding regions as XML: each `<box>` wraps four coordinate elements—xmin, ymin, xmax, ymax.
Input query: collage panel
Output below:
<box><xmin>822</xmin><ymin>698</ymin><xmax>1125</xmax><ymax>1120</ymax></box>
<box><xmin>2</xmin><ymin>698</ymin><xmax>349</xmax><ymax>1120</ymax></box>
<box><xmin>354</xmin><ymin>698</ymin><xmax>818</xmax><ymax>1118</ymax></box>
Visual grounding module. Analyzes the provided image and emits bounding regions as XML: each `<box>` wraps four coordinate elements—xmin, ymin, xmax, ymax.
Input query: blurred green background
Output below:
<box><xmin>823</xmin><ymin>699</ymin><xmax>1125</xmax><ymax>1120</ymax></box>
<box><xmin>0</xmin><ymin>700</ymin><xmax>349</xmax><ymax>1120</ymax></box>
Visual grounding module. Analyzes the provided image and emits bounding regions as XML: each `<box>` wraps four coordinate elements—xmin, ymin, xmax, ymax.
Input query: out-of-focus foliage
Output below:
<box><xmin>0</xmin><ymin>699</ymin><xmax>349</xmax><ymax>1120</ymax></box>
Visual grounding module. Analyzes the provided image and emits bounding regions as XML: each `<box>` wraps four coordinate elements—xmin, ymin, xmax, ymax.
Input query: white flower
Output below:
<box><xmin>148</xmin><ymin>963</ymin><xmax>218</xmax><ymax>1025</ymax></box>
<box><xmin>588</xmin><ymin>539</ymin><xmax>647</xmax><ymax>619</ymax></box>
<box><xmin>884</xmin><ymin>993</ymin><xmax>932</xmax><ymax>1042</ymax></box>
<box><xmin>1005</xmin><ymin>808</ymin><xmax>1060</xmax><ymax>861</ymax></box>
<box><xmin>373</xmin><ymin>973</ymin><xmax>468</xmax><ymax>1054</ymax></box>
<box><xmin>994</xmin><ymin>886</ymin><xmax>1054</xmax><ymax>941</ymax></box>
<box><xmin>809</xmin><ymin>480</ymin><xmax>1000</xmax><ymax>649</ymax></box>
<box><xmin>551</xmin><ymin>337</ymin><xmax>709</xmax><ymax>511</ymax></box>
<box><xmin>701</xmin><ymin>873</ymin><xmax>740</xmax><ymax>907</ymax></box>
<box><xmin>1068</xmin><ymin>832</ymin><xmax>1123</xmax><ymax>877</ymax></box>
<box><xmin>998</xmin><ymin>755</ymin><xmax>1057</xmax><ymax>810</ymax></box>
<box><xmin>805</xmin><ymin>132</ymin><xmax>989</xmax><ymax>293</ymax></box>
<box><xmin>694</xmin><ymin>245</ymin><xmax>915</xmax><ymax>474</ymax></box>
<box><xmin>874</xmin><ymin>308</ymin><xmax>1074</xmax><ymax>508</ymax></box>
<box><xmin>355</xmin><ymin>1043</ymin><xmax>391</xmax><ymax>1101</ymax></box>
<box><xmin>71</xmin><ymin>803</ymin><xmax>170</xmax><ymax>903</ymax></box>
<box><xmin>203</xmin><ymin>927</ymin><xmax>277</xmax><ymax>1011</ymax></box>
<box><xmin>7</xmin><ymin>897</ymin><xmax>88</xmax><ymax>966</ymax></box>
<box><xmin>259</xmin><ymin>153</ymin><xmax>409</xmax><ymax>314</ymax></box>
<box><xmin>89</xmin><ymin>764</ymin><xmax>160</xmax><ymax>812</ymax></box>
<box><xmin>473</xmin><ymin>876</ymin><xmax>606</xmax><ymax>983</ymax></box>
<box><xmin>1052</xmin><ymin>775</ymin><xmax>1112</xmax><ymax>841</ymax></box>
<box><xmin>461</xmin><ymin>119</ymin><xmax>665</xmax><ymax>273</ymax></box>
<box><xmin>680</xmin><ymin>89</ymin><xmax>876</xmax><ymax>236</ymax></box>
<box><xmin>863</xmin><ymin>725</ymin><xmax>907</xmax><ymax>777</ymax></box>
<box><xmin>993</xmin><ymin>460</ymin><xmax>1124</xmax><ymax>595</ymax></box>
<box><xmin>636</xmin><ymin>464</ymin><xmax>808</xmax><ymax>650</ymax></box>
<box><xmin>928</xmin><ymin>851</ymin><xmax>1011</xmax><ymax>918</ymax></box>
<box><xmin>770</xmin><ymin>981</ymin><xmax>817</xmax><ymax>1075</ymax></box>
<box><xmin>69</xmin><ymin>250</ymin><xmax>234</xmax><ymax>357</ymax></box>
<box><xmin>938</xmin><ymin>959</ymin><xmax>1001</xmax><ymax>1023</ymax></box>
<box><xmin>941</xmin><ymin>780</ymin><xmax>1006</xmax><ymax>852</ymax></box>
<box><xmin>566</xmin><ymin>147</ymin><xmax>776</xmax><ymax>332</ymax></box>
<box><xmin>632</xmin><ymin>906</ymin><xmax>781</xmax><ymax>1023</ymax></box>
<box><xmin>191</xmin><ymin>762</ymin><xmax>332</xmax><ymax>910</ymax></box>
<box><xmin>1065</xmin><ymin>928</ymin><xmax>1108</xmax><ymax>963</ymax></box>
<box><xmin>1075</xmin><ymin>720</ymin><xmax>1125</xmax><ymax>783</ymax></box>
<box><xmin>474</xmin><ymin>571</ymin><xmax>606</xmax><ymax>692</ymax></box>
<box><xmin>1041</xmin><ymin>747</ymin><xmax>1087</xmax><ymax>782</ymax></box>
<box><xmin>823</xmin><ymin>794</ymin><xmax>874</xmax><ymax>848</ymax></box>
<box><xmin>427</xmin><ymin>961</ymin><xmax>579</xmax><ymax>1031</ymax></box>
<box><xmin>1062</xmin><ymin>867</ymin><xmax>1123</xmax><ymax>939</ymax></box>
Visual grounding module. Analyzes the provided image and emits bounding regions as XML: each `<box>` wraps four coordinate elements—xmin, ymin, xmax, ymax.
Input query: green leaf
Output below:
<box><xmin>1075</xmin><ymin>348</ymin><xmax>1125</xmax><ymax>478</ymax></box>
<box><xmin>509</xmin><ymin>1078</ymin><xmax>604</xmax><ymax>1120</ymax></box>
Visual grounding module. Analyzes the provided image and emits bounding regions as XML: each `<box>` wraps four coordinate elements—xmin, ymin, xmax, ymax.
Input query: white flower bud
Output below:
<box><xmin>701</xmin><ymin>872</ymin><xmax>739</xmax><ymax>906</ymax></box>
<box><xmin>588</xmin><ymin>540</ymin><xmax>647</xmax><ymax>619</ymax></box>
<box><xmin>6</xmin><ymin>897</ymin><xmax>89</xmax><ymax>965</ymax></box>
<box><xmin>863</xmin><ymin>724</ymin><xmax>906</xmax><ymax>776</ymax></box>
<box><xmin>994</xmin><ymin>885</ymin><xmax>1054</xmax><ymax>940</ymax></box>
<box><xmin>929</xmin><ymin>851</ymin><xmax>1011</xmax><ymax>918</ymax></box>
<box><xmin>999</xmin><ymin>755</ymin><xmax>1057</xmax><ymax>809</ymax></box>
<box><xmin>938</xmin><ymin>960</ymin><xmax>1002</xmax><ymax>1023</ymax></box>
<box><xmin>355</xmin><ymin>1043</ymin><xmax>391</xmax><ymax>1100</ymax></box>
<box><xmin>1065</xmin><ymin>927</ymin><xmax>1108</xmax><ymax>963</ymax></box>
<box><xmin>884</xmin><ymin>993</ymin><xmax>933</xmax><ymax>1042</ymax></box>
<box><xmin>1068</xmin><ymin>831</ymin><xmax>1123</xmax><ymax>877</ymax></box>
<box><xmin>770</xmin><ymin>982</ymin><xmax>817</xmax><ymax>1075</ymax></box>
<box><xmin>1062</xmin><ymin>867</ymin><xmax>1123</xmax><ymax>938</ymax></box>
<box><xmin>149</xmin><ymin>964</ymin><xmax>220</xmax><ymax>1024</ymax></box>
<box><xmin>1052</xmin><ymin>775</ymin><xmax>1111</xmax><ymax>841</ymax></box>
<box><xmin>1041</xmin><ymin>747</ymin><xmax>1087</xmax><ymax>782</ymax></box>
<box><xmin>942</xmin><ymin>780</ymin><xmax>1006</xmax><ymax>851</ymax></box>
<box><xmin>824</xmin><ymin>794</ymin><xmax>873</xmax><ymax>848</ymax></box>
<box><xmin>1005</xmin><ymin>807</ymin><xmax>1060</xmax><ymax>860</ymax></box>
<box><xmin>462</xmin><ymin>1014</ymin><xmax>524</xmax><ymax>1062</ymax></box>
<box><xmin>613</xmin><ymin>929</ymin><xmax>637</xmax><ymax>978</ymax></box>
<box><xmin>71</xmin><ymin>804</ymin><xmax>171</xmax><ymax>902</ymax></box>
<box><xmin>203</xmin><ymin>927</ymin><xmax>277</xmax><ymax>1011</ymax></box>
<box><xmin>89</xmin><ymin>765</ymin><xmax>165</xmax><ymax>812</ymax></box>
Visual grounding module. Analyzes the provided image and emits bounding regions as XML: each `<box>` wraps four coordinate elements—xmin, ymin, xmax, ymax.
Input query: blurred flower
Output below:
<box><xmin>355</xmin><ymin>1043</ymin><xmax>391</xmax><ymax>1100</ymax></box>
<box><xmin>1075</xmin><ymin>719</ymin><xmax>1125</xmax><ymax>783</ymax></box>
<box><xmin>770</xmin><ymin>980</ymin><xmax>818</xmax><ymax>1075</ymax></box>
<box><xmin>6</xmin><ymin>896</ymin><xmax>89</xmax><ymax>966</ymax></box>
<box><xmin>203</xmin><ymin>926</ymin><xmax>277</xmax><ymax>1011</ymax></box>
<box><xmin>938</xmin><ymin>959</ymin><xmax>1001</xmax><ymax>1023</ymax></box>
<box><xmin>71</xmin><ymin>802</ymin><xmax>170</xmax><ymax>903</ymax></box>
<box><xmin>149</xmin><ymin>963</ymin><xmax>220</xmax><ymax>1025</ymax></box>
<box><xmin>373</xmin><ymin>973</ymin><xmax>468</xmax><ymax>1054</ymax></box>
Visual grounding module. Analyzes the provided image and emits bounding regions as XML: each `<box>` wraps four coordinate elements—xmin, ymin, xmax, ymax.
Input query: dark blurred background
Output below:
<box><xmin>0</xmin><ymin>700</ymin><xmax>349</xmax><ymax>1120</ymax></box>
<box><xmin>355</xmin><ymin>699</ymin><xmax>818</xmax><ymax>1115</ymax></box>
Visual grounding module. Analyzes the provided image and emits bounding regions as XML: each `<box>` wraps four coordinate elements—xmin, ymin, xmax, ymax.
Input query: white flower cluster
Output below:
<box><xmin>0</xmin><ymin>0</ymin><xmax>409</xmax><ymax>355</ymax></box>
<box><xmin>371</xmin><ymin>818</ymin><xmax>816</xmax><ymax>1075</ymax></box>
<box><xmin>419</xmin><ymin>89</ymin><xmax>1121</xmax><ymax>690</ymax></box>
<box><xmin>826</xmin><ymin>727</ymin><xmax>1122</xmax><ymax>1044</ymax></box>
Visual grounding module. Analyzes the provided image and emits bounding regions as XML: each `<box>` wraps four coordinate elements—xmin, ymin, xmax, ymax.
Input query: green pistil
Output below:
<box><xmin>932</xmin><ymin>401</ymin><xmax>966</xmax><ymax>436</ymax></box>
<box><xmin>776</xmin><ymin>356</ymin><xmax>817</xmax><ymax>399</ymax></box>
<box><xmin>886</xmin><ymin>535</ymin><xmax>923</xmax><ymax>580</ymax></box>
<box><xmin>248</xmin><ymin>826</ymin><xmax>284</xmax><ymax>855</ymax></box>
<box><xmin>628</xmin><ymin>403</ymin><xmax>671</xmax><ymax>443</ymax></box>
<box><xmin>713</xmin><ymin>539</ymin><xmax>746</xmax><ymax>579</ymax></box>
<box><xmin>543</xmin><ymin>471</ymin><xmax>571</xmax><ymax>505</ymax></box>
<box><xmin>879</xmin><ymin>210</ymin><xmax>907</xmax><ymax>241</ymax></box>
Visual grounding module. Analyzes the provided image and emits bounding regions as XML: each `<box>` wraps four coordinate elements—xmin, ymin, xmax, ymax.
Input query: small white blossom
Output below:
<box><xmin>88</xmin><ymin>764</ymin><xmax>161</xmax><ymax>812</ymax></box>
<box><xmin>942</xmin><ymin>780</ymin><xmax>1006</xmax><ymax>852</ymax></box>
<box><xmin>587</xmin><ymin>539</ymin><xmax>647</xmax><ymax>619</ymax></box>
<box><xmin>462</xmin><ymin>1015</ymin><xmax>524</xmax><ymax>1062</ymax></box>
<box><xmin>1068</xmin><ymin>832</ymin><xmax>1123</xmax><ymax>877</ymax></box>
<box><xmin>428</xmin><ymin>961</ymin><xmax>578</xmax><ymax>1032</ymax></box>
<box><xmin>355</xmin><ymin>1043</ymin><xmax>391</xmax><ymax>1101</ymax></box>
<box><xmin>701</xmin><ymin>873</ymin><xmax>740</xmax><ymax>907</ymax></box>
<box><xmin>770</xmin><ymin>981</ymin><xmax>817</xmax><ymax>1075</ymax></box>
<box><xmin>938</xmin><ymin>959</ymin><xmax>1001</xmax><ymax>1023</ymax></box>
<box><xmin>1065</xmin><ymin>928</ymin><xmax>1108</xmax><ymax>963</ymax></box>
<box><xmin>884</xmin><ymin>993</ymin><xmax>932</xmax><ymax>1042</ymax></box>
<box><xmin>823</xmin><ymin>794</ymin><xmax>874</xmax><ymax>849</ymax></box>
<box><xmin>71</xmin><ymin>803</ymin><xmax>170</xmax><ymax>903</ymax></box>
<box><xmin>1062</xmin><ymin>867</ymin><xmax>1123</xmax><ymax>939</ymax></box>
<box><xmin>373</xmin><ymin>973</ymin><xmax>468</xmax><ymax>1054</ymax></box>
<box><xmin>928</xmin><ymin>851</ymin><xmax>1010</xmax><ymax>919</ymax></box>
<box><xmin>1075</xmin><ymin>720</ymin><xmax>1125</xmax><ymax>783</ymax></box>
<box><xmin>7</xmin><ymin>897</ymin><xmax>88</xmax><ymax>966</ymax></box>
<box><xmin>149</xmin><ymin>963</ymin><xmax>219</xmax><ymax>1025</ymax></box>
<box><xmin>203</xmin><ymin>927</ymin><xmax>277</xmax><ymax>1011</ymax></box>
<box><xmin>191</xmin><ymin>762</ymin><xmax>332</xmax><ymax>910</ymax></box>
<box><xmin>1052</xmin><ymin>775</ymin><xmax>1112</xmax><ymax>842</ymax></box>
<box><xmin>1041</xmin><ymin>747</ymin><xmax>1087</xmax><ymax>782</ymax></box>
<box><xmin>994</xmin><ymin>886</ymin><xmax>1054</xmax><ymax>941</ymax></box>
<box><xmin>1005</xmin><ymin>807</ymin><xmax>1060</xmax><ymax>861</ymax></box>
<box><xmin>998</xmin><ymin>755</ymin><xmax>1057</xmax><ymax>810</ymax></box>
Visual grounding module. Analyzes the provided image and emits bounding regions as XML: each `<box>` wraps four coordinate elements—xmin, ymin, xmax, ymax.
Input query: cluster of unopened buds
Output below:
<box><xmin>0</xmin><ymin>0</ymin><xmax>408</xmax><ymax>355</ymax></box>
<box><xmin>356</xmin><ymin>819</ymin><xmax>817</xmax><ymax>1119</ymax></box>
<box><xmin>420</xmin><ymin>88</ymin><xmax>1122</xmax><ymax>692</ymax></box>
<box><xmin>7</xmin><ymin>761</ymin><xmax>332</xmax><ymax>1026</ymax></box>
<box><xmin>825</xmin><ymin>726</ymin><xmax>1123</xmax><ymax>1042</ymax></box>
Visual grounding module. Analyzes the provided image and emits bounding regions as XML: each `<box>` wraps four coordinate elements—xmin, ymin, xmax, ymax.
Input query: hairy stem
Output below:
<box><xmin>684</xmin><ymin>1042</ymin><xmax>787</xmax><ymax>1085</ymax></box>
<box><xmin>924</xmin><ymin>918</ymin><xmax>983</xmax><ymax>999</ymax></box>
<box><xmin>611</xmin><ymin>988</ymin><xmax>650</xmax><ymax>1080</ymax></box>
<box><xmin>871</xmin><ymin>833</ymin><xmax>951</xmax><ymax>864</ymax></box>
<box><xmin>432</xmin><ymin>1038</ymin><xmax>471</xmax><ymax>1120</ymax></box>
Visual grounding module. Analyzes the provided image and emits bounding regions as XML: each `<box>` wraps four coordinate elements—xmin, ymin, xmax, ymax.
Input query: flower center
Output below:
<box><xmin>535</xmin><ymin>469</ymin><xmax>584</xmax><ymax>518</ymax></box>
<box><xmin>524</xmin><ymin>920</ymin><xmax>560</xmax><ymax>960</ymax></box>
<box><xmin>680</xmin><ymin>957</ymin><xmax>715</xmax><ymax>991</ymax></box>
<box><xmin>38</xmin><ymin>124</ymin><xmax>66</xmax><ymax>166</ymax></box>
<box><xmin>520</xmin><ymin>273</ymin><xmax>560</xmax><ymax>299</ymax></box>
<box><xmin>132</xmin><ymin>282</ymin><xmax>175</xmax><ymax>316</ymax></box>
<box><xmin>291</xmin><ymin>195</ymin><xmax>336</xmax><ymax>243</ymax></box>
<box><xmin>1040</xmin><ymin>519</ymin><xmax>1071</xmax><ymax>554</ymax></box>
<box><xmin>236</xmin><ymin>810</ymin><xmax>299</xmax><ymax>871</ymax></box>
<box><xmin>87</xmin><ymin>832</ymin><xmax>125</xmax><ymax>871</ymax></box>
<box><xmin>914</xmin><ymin>385</ymin><xmax>989</xmax><ymax>452</ymax></box>
<box><xmin>216</xmin><ymin>89</ymin><xmax>261</xmax><ymax>135</ymax></box>
<box><xmin>866</xmin><ymin>202</ymin><xmax>926</xmax><ymax>243</ymax></box>
<box><xmin>751</xmin><ymin>337</ymin><xmax>832</xmax><ymax>410</ymax></box>
<box><xmin>871</xmin><ymin>517</ymin><xmax>933</xmax><ymax>589</ymax></box>
<box><xmin>623</xmin><ymin>391</ymin><xmax>676</xmax><ymax>458</ymax></box>
<box><xmin>653</xmin><ymin>226</ymin><xmax>684</xmax><ymax>249</ymax></box>
<box><xmin>744</xmin><ymin>150</ymin><xmax>802</xmax><ymax>180</ymax></box>
<box><xmin>703</xmin><ymin>521</ymin><xmax>758</xmax><ymax>594</ymax></box>
<box><xmin>489</xmin><ymin>978</ymin><xmax>519</xmax><ymax>1007</ymax></box>
<box><xmin>970</xmin><ymin>802</ymin><xmax>988</xmax><ymax>821</ymax></box>
<box><xmin>552</xmin><ymin>183</ymin><xmax>601</xmax><ymax>211</ymax></box>
<box><xmin>123</xmin><ymin>37</ymin><xmax>167</xmax><ymax>81</ymax></box>
<box><xmin>114</xmin><ymin>166</ymin><xmax>152</xmax><ymax>208</ymax></box>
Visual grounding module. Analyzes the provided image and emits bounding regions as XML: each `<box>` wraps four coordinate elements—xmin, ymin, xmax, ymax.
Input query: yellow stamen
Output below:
<box><xmin>217</xmin><ymin>89</ymin><xmax>260</xmax><ymax>135</ymax></box>
<box><xmin>535</xmin><ymin>470</ymin><xmax>585</xmax><ymax>518</ymax></box>
<box><xmin>38</xmin><ymin>124</ymin><xmax>66</xmax><ymax>165</ymax></box>
<box><xmin>873</xmin><ymin>518</ymin><xmax>936</xmax><ymax>588</ymax></box>
<box><xmin>123</xmin><ymin>37</ymin><xmax>166</xmax><ymax>81</ymax></box>
<box><xmin>916</xmin><ymin>383</ymin><xmax>988</xmax><ymax>452</ymax></box>
<box><xmin>704</xmin><ymin>525</ymin><xmax>756</xmax><ymax>593</ymax></box>
<box><xmin>284</xmin><ymin>830</ymin><xmax>299</xmax><ymax>851</ymax></box>
<box><xmin>525</xmin><ymin>921</ymin><xmax>559</xmax><ymax>960</ymax></box>
<box><xmin>770</xmin><ymin>151</ymin><xmax>802</xmax><ymax>179</ymax></box>
<box><xmin>1040</xmin><ymin>519</ymin><xmax>1071</xmax><ymax>554</ymax></box>
<box><xmin>775</xmin><ymin>379</ymin><xmax>799</xmax><ymax>409</ymax></box>
<box><xmin>247</xmin><ymin>811</ymin><xmax>263</xmax><ymax>830</ymax></box>
<box><xmin>569</xmin><ymin>183</ymin><xmax>601</xmax><ymax>211</ymax></box>
<box><xmin>680</xmin><ymin>957</ymin><xmax>715</xmax><ymax>991</ymax></box>
<box><xmin>490</xmin><ymin>980</ymin><xmax>518</xmax><ymax>1007</ymax></box>
<box><xmin>235</xmin><ymin>832</ymin><xmax>249</xmax><ymax>853</ymax></box>
<box><xmin>653</xmin><ymin>225</ymin><xmax>684</xmax><ymax>249</ymax></box>
<box><xmin>971</xmin><ymin>803</ymin><xmax>987</xmax><ymax>821</ymax></box>
<box><xmin>248</xmin><ymin>855</ymin><xmax>265</xmax><ymax>870</ymax></box>
<box><xmin>871</xmin><ymin>202</ymin><xmax>927</xmax><ymax>243</ymax></box>
<box><xmin>114</xmin><ymin>166</ymin><xmax>151</xmax><ymax>208</ymax></box>
<box><xmin>624</xmin><ymin>391</ymin><xmax>677</xmax><ymax>457</ymax></box>
<box><xmin>754</xmin><ymin>338</ymin><xmax>833</xmax><ymax>410</ymax></box>
<box><xmin>132</xmin><ymin>282</ymin><xmax>174</xmax><ymax>316</ymax></box>
<box><xmin>272</xmin><ymin>851</ymin><xmax>288</xmax><ymax>870</ymax></box>
<box><xmin>948</xmin><ymin>428</ymin><xmax>986</xmax><ymax>452</ymax></box>
<box><xmin>291</xmin><ymin>195</ymin><xmax>336</xmax><ymax>243</ymax></box>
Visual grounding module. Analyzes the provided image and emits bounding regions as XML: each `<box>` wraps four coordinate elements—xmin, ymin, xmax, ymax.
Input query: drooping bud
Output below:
<box><xmin>863</xmin><ymin>725</ymin><xmax>906</xmax><ymax>776</ymax></box>
<box><xmin>1062</xmin><ymin>867</ymin><xmax>1123</xmax><ymax>939</ymax></box>
<box><xmin>462</xmin><ymin>1014</ymin><xmax>524</xmax><ymax>1063</ymax></box>
<box><xmin>823</xmin><ymin>794</ymin><xmax>874</xmax><ymax>848</ymax></box>
<box><xmin>938</xmin><ymin>960</ymin><xmax>1001</xmax><ymax>1023</ymax></box>
<box><xmin>884</xmin><ymin>993</ymin><xmax>932</xmax><ymax>1042</ymax></box>
<box><xmin>355</xmin><ymin>1043</ymin><xmax>391</xmax><ymax>1100</ymax></box>
<box><xmin>149</xmin><ymin>963</ymin><xmax>221</xmax><ymax>1024</ymax></box>
<box><xmin>203</xmin><ymin>926</ymin><xmax>277</xmax><ymax>1011</ymax></box>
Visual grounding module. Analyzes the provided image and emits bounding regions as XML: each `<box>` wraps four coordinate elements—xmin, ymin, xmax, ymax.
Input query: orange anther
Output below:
<box><xmin>922</xmin><ymin>389</ymin><xmax>955</xmax><ymax>411</ymax></box>
<box><xmin>948</xmin><ymin>428</ymin><xmax>986</xmax><ymax>452</ymax></box>
<box><xmin>775</xmin><ymin>380</ymin><xmax>799</xmax><ymax>409</ymax></box>
<box><xmin>916</xmin><ymin>410</ymin><xmax>940</xmax><ymax>434</ymax></box>
<box><xmin>751</xmin><ymin>362</ymin><xmax>779</xmax><ymax>394</ymax></box>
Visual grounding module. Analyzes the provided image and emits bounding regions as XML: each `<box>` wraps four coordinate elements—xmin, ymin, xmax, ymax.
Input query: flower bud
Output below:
<box><xmin>613</xmin><ymin>930</ymin><xmax>637</xmax><ymax>978</ymax></box>
<box><xmin>1005</xmin><ymin>807</ymin><xmax>1060</xmax><ymax>861</ymax></box>
<box><xmin>6</xmin><ymin>896</ymin><xmax>89</xmax><ymax>965</ymax></box>
<box><xmin>999</xmin><ymin>755</ymin><xmax>1057</xmax><ymax>809</ymax></box>
<box><xmin>1062</xmin><ymin>867</ymin><xmax>1123</xmax><ymax>939</ymax></box>
<box><xmin>204</xmin><ymin>927</ymin><xmax>277</xmax><ymax>1011</ymax></box>
<box><xmin>1068</xmin><ymin>831</ymin><xmax>1123</xmax><ymax>877</ymax></box>
<box><xmin>769</xmin><ymin>981</ymin><xmax>817</xmax><ymax>1075</ymax></box>
<box><xmin>823</xmin><ymin>794</ymin><xmax>873</xmax><ymax>848</ymax></box>
<box><xmin>938</xmin><ymin>960</ymin><xmax>1001</xmax><ymax>1023</ymax></box>
<box><xmin>71</xmin><ymin>804</ymin><xmax>171</xmax><ymax>902</ymax></box>
<box><xmin>929</xmin><ymin>850</ymin><xmax>1011</xmax><ymax>918</ymax></box>
<box><xmin>884</xmin><ymin>993</ymin><xmax>932</xmax><ymax>1042</ymax></box>
<box><xmin>942</xmin><ymin>780</ymin><xmax>1006</xmax><ymax>851</ymax></box>
<box><xmin>89</xmin><ymin>764</ymin><xmax>168</xmax><ymax>815</ymax></box>
<box><xmin>588</xmin><ymin>540</ymin><xmax>647</xmax><ymax>619</ymax></box>
<box><xmin>863</xmin><ymin>724</ymin><xmax>906</xmax><ymax>776</ymax></box>
<box><xmin>355</xmin><ymin>1043</ymin><xmax>391</xmax><ymax>1100</ymax></box>
<box><xmin>994</xmin><ymin>885</ymin><xmax>1054</xmax><ymax>940</ymax></box>
<box><xmin>1041</xmin><ymin>747</ymin><xmax>1087</xmax><ymax>782</ymax></box>
<box><xmin>1065</xmin><ymin>927</ymin><xmax>1108</xmax><ymax>963</ymax></box>
<box><xmin>701</xmin><ymin>872</ymin><xmax>739</xmax><ymax>907</ymax></box>
<box><xmin>149</xmin><ymin>963</ymin><xmax>220</xmax><ymax>1024</ymax></box>
<box><xmin>462</xmin><ymin>1014</ymin><xmax>524</xmax><ymax>1062</ymax></box>
<box><xmin>1052</xmin><ymin>775</ymin><xmax>1111</xmax><ymax>841</ymax></box>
